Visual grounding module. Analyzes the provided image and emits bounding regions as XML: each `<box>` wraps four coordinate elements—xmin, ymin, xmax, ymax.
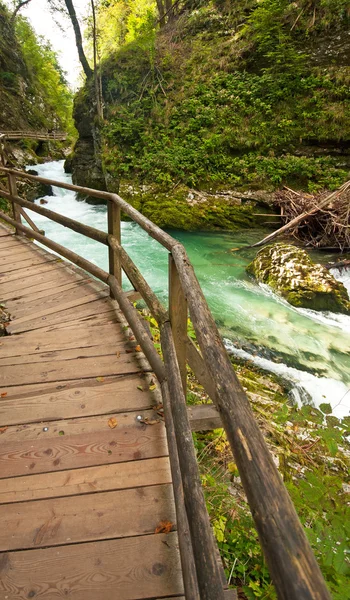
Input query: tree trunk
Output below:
<box><xmin>10</xmin><ymin>0</ymin><xmax>33</xmax><ymax>24</ymax></box>
<box><xmin>64</xmin><ymin>0</ymin><xmax>93</xmax><ymax>79</ymax></box>
<box><xmin>165</xmin><ymin>0</ymin><xmax>174</xmax><ymax>22</ymax></box>
<box><xmin>90</xmin><ymin>0</ymin><xmax>103</xmax><ymax>120</ymax></box>
<box><xmin>156</xmin><ymin>0</ymin><xmax>166</xmax><ymax>27</ymax></box>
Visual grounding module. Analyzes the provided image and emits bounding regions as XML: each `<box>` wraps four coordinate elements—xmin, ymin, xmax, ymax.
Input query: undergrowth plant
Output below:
<box><xmin>141</xmin><ymin>310</ymin><xmax>350</xmax><ymax>599</ymax></box>
<box><xmin>97</xmin><ymin>0</ymin><xmax>349</xmax><ymax>193</ymax></box>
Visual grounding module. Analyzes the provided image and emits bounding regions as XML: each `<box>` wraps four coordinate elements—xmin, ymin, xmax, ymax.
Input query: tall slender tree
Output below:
<box><xmin>63</xmin><ymin>0</ymin><xmax>93</xmax><ymax>79</ymax></box>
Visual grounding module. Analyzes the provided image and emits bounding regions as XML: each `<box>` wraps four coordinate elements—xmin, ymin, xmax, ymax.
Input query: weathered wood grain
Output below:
<box><xmin>0</xmin><ymin>484</ymin><xmax>176</xmax><ymax>551</ymax></box>
<box><xmin>0</xmin><ymin>228</ymin><xmax>12</xmax><ymax>237</ymax></box>
<box><xmin>0</xmin><ymin>258</ymin><xmax>63</xmax><ymax>284</ymax></box>
<box><xmin>0</xmin><ymin>342</ymin><xmax>137</xmax><ymax>366</ymax></box>
<box><xmin>0</xmin><ymin>457</ymin><xmax>171</xmax><ymax>504</ymax></box>
<box><xmin>0</xmin><ymin>210</ymin><xmax>110</xmax><ymax>283</ymax></box>
<box><xmin>0</xmin><ymin>245</ymin><xmax>39</xmax><ymax>260</ymax></box>
<box><xmin>0</xmin><ymin>350</ymin><xmax>143</xmax><ymax>386</ymax></box>
<box><xmin>7</xmin><ymin>297</ymin><xmax>116</xmax><ymax>333</ymax></box>
<box><xmin>161</xmin><ymin>322</ymin><xmax>225</xmax><ymax>600</ymax></box>
<box><xmin>0</xmin><ymin>410</ymin><xmax>168</xmax><ymax>477</ymax></box>
<box><xmin>0</xmin><ymin>323</ymin><xmax>124</xmax><ymax>357</ymax></box>
<box><xmin>172</xmin><ymin>243</ymin><xmax>331</xmax><ymax>600</ymax></box>
<box><xmin>8</xmin><ymin>289</ymin><xmax>109</xmax><ymax>325</ymax></box>
<box><xmin>169</xmin><ymin>254</ymin><xmax>187</xmax><ymax>392</ymax></box>
<box><xmin>0</xmin><ymin>255</ymin><xmax>57</xmax><ymax>274</ymax></box>
<box><xmin>0</xmin><ymin>262</ymin><xmax>67</xmax><ymax>294</ymax></box>
<box><xmin>0</xmin><ymin>268</ymin><xmax>86</xmax><ymax>300</ymax></box>
<box><xmin>5</xmin><ymin>279</ymin><xmax>92</xmax><ymax>311</ymax></box>
<box><xmin>0</xmin><ymin>532</ymin><xmax>183</xmax><ymax>600</ymax></box>
<box><xmin>0</xmin><ymin>374</ymin><xmax>152</xmax><ymax>426</ymax></box>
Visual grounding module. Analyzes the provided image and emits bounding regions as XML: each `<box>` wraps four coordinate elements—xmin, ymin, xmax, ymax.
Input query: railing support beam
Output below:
<box><xmin>8</xmin><ymin>174</ymin><xmax>22</xmax><ymax>236</ymax></box>
<box><xmin>108</xmin><ymin>200</ymin><xmax>121</xmax><ymax>297</ymax></box>
<box><xmin>169</xmin><ymin>254</ymin><xmax>187</xmax><ymax>393</ymax></box>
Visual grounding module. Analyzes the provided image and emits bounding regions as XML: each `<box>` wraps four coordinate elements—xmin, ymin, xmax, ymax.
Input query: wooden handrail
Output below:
<box><xmin>0</xmin><ymin>130</ymin><xmax>67</xmax><ymax>141</ymax></box>
<box><xmin>0</xmin><ymin>164</ymin><xmax>331</xmax><ymax>600</ymax></box>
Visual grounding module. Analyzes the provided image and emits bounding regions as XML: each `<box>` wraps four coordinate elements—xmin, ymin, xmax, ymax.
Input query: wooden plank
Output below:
<box><xmin>0</xmin><ymin>254</ymin><xmax>57</xmax><ymax>274</ymax></box>
<box><xmin>0</xmin><ymin>271</ymin><xmax>88</xmax><ymax>302</ymax></box>
<box><xmin>7</xmin><ymin>297</ymin><xmax>117</xmax><ymax>334</ymax></box>
<box><xmin>6</xmin><ymin>277</ymin><xmax>106</xmax><ymax>312</ymax></box>
<box><xmin>0</xmin><ymin>374</ymin><xmax>152</xmax><ymax>426</ymax></box>
<box><xmin>0</xmin><ymin>233</ymin><xmax>28</xmax><ymax>245</ymax></box>
<box><xmin>0</xmin><ymin>209</ymin><xmax>110</xmax><ymax>284</ymax></box>
<box><xmin>0</xmin><ymin>323</ymin><xmax>125</xmax><ymax>358</ymax></box>
<box><xmin>0</xmin><ymin>239</ymin><xmax>30</xmax><ymax>252</ymax></box>
<box><xmin>188</xmin><ymin>404</ymin><xmax>222</xmax><ymax>432</ymax></box>
<box><xmin>0</xmin><ymin>245</ymin><xmax>38</xmax><ymax>258</ymax></box>
<box><xmin>0</xmin><ymin>532</ymin><xmax>183</xmax><ymax>600</ymax></box>
<box><xmin>5</xmin><ymin>279</ymin><xmax>92</xmax><ymax>310</ymax></box>
<box><xmin>0</xmin><ymin>228</ymin><xmax>12</xmax><ymax>237</ymax></box>
<box><xmin>8</xmin><ymin>289</ymin><xmax>109</xmax><ymax>324</ymax></box>
<box><xmin>36</xmin><ymin>311</ymin><xmax>118</xmax><ymax>332</ymax></box>
<box><xmin>0</xmin><ymin>484</ymin><xmax>176</xmax><ymax>551</ymax></box>
<box><xmin>0</xmin><ymin>456</ymin><xmax>171</xmax><ymax>504</ymax></box>
<box><xmin>0</xmin><ymin>342</ymin><xmax>140</xmax><ymax>367</ymax></box>
<box><xmin>0</xmin><ymin>410</ymin><xmax>168</xmax><ymax>477</ymax></box>
<box><xmin>0</xmin><ymin>350</ymin><xmax>143</xmax><ymax>386</ymax></box>
<box><xmin>0</xmin><ymin>258</ymin><xmax>63</xmax><ymax>284</ymax></box>
<box><xmin>0</xmin><ymin>262</ymin><xmax>67</xmax><ymax>293</ymax></box>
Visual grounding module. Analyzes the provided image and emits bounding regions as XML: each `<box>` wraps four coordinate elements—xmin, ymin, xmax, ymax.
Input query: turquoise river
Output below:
<box><xmin>27</xmin><ymin>161</ymin><xmax>350</xmax><ymax>418</ymax></box>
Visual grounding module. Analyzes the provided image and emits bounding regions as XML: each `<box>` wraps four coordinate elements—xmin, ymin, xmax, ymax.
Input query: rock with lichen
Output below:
<box><xmin>247</xmin><ymin>243</ymin><xmax>350</xmax><ymax>314</ymax></box>
<box><xmin>0</xmin><ymin>305</ymin><xmax>10</xmax><ymax>336</ymax></box>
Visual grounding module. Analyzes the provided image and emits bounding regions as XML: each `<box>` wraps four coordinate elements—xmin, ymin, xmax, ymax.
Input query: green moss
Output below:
<box><xmin>119</xmin><ymin>183</ymin><xmax>266</xmax><ymax>230</ymax></box>
<box><xmin>92</xmin><ymin>1</ymin><xmax>350</xmax><ymax>194</ymax></box>
<box><xmin>248</xmin><ymin>243</ymin><xmax>350</xmax><ymax>313</ymax></box>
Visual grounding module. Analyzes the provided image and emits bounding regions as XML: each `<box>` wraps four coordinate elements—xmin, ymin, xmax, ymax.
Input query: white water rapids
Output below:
<box><xmin>27</xmin><ymin>160</ymin><xmax>350</xmax><ymax>419</ymax></box>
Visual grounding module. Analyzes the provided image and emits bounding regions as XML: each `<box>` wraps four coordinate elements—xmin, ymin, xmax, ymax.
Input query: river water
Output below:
<box><xmin>27</xmin><ymin>160</ymin><xmax>350</xmax><ymax>418</ymax></box>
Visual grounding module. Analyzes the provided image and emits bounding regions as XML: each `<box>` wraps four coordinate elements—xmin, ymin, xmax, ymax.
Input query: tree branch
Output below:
<box><xmin>63</xmin><ymin>0</ymin><xmax>93</xmax><ymax>79</ymax></box>
<box><xmin>10</xmin><ymin>0</ymin><xmax>33</xmax><ymax>23</ymax></box>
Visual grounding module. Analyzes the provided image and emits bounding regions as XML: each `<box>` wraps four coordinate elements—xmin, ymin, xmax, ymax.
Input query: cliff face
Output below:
<box><xmin>70</xmin><ymin>0</ymin><xmax>350</xmax><ymax>226</ymax></box>
<box><xmin>0</xmin><ymin>2</ymin><xmax>73</xmax><ymax>165</ymax></box>
<box><xmin>0</xmin><ymin>3</ymin><xmax>31</xmax><ymax>130</ymax></box>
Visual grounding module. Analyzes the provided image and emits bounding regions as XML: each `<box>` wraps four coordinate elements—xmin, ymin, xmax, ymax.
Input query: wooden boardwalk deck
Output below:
<box><xmin>0</xmin><ymin>226</ymin><xmax>183</xmax><ymax>599</ymax></box>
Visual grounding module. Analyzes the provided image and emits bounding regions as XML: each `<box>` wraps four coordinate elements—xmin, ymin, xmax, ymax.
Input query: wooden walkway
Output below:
<box><xmin>0</xmin><ymin>226</ymin><xmax>183</xmax><ymax>599</ymax></box>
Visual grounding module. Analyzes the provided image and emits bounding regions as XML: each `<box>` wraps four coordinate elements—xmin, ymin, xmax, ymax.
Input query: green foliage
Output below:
<box><xmin>195</xmin><ymin>375</ymin><xmax>350</xmax><ymax>599</ymax></box>
<box><xmin>15</xmin><ymin>17</ymin><xmax>74</xmax><ymax>134</ymax></box>
<box><xmin>97</xmin><ymin>0</ymin><xmax>156</xmax><ymax>59</ymax></box>
<box><xmin>97</xmin><ymin>0</ymin><xmax>349</xmax><ymax>192</ymax></box>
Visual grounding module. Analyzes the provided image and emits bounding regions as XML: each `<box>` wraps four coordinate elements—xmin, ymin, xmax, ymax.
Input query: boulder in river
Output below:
<box><xmin>247</xmin><ymin>243</ymin><xmax>350</xmax><ymax>314</ymax></box>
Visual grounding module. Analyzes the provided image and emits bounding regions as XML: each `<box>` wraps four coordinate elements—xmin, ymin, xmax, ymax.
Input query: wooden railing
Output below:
<box><xmin>0</xmin><ymin>164</ymin><xmax>331</xmax><ymax>600</ymax></box>
<box><xmin>0</xmin><ymin>130</ymin><xmax>67</xmax><ymax>141</ymax></box>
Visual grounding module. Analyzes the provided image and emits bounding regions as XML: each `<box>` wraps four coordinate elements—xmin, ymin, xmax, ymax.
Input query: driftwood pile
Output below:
<box><xmin>252</xmin><ymin>180</ymin><xmax>350</xmax><ymax>251</ymax></box>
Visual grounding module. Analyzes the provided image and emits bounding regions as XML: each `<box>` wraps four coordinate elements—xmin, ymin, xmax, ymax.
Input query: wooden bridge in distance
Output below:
<box><xmin>0</xmin><ymin>130</ymin><xmax>67</xmax><ymax>142</ymax></box>
<box><xmin>0</xmin><ymin>166</ymin><xmax>332</xmax><ymax>600</ymax></box>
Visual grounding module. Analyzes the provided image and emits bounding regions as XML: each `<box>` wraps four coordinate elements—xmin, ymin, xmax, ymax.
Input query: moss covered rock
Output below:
<box><xmin>118</xmin><ymin>183</ymin><xmax>273</xmax><ymax>230</ymax></box>
<box><xmin>247</xmin><ymin>243</ymin><xmax>350</xmax><ymax>314</ymax></box>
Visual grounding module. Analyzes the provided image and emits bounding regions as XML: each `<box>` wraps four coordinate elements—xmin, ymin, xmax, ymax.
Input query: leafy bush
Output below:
<box><xmin>98</xmin><ymin>0</ymin><xmax>349</xmax><ymax>192</ymax></box>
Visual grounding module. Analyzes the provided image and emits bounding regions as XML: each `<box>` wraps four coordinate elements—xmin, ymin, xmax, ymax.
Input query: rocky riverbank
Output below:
<box><xmin>247</xmin><ymin>243</ymin><xmax>350</xmax><ymax>313</ymax></box>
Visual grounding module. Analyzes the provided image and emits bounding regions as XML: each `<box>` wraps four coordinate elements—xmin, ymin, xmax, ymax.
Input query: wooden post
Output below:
<box><xmin>108</xmin><ymin>200</ymin><xmax>121</xmax><ymax>297</ymax></box>
<box><xmin>169</xmin><ymin>254</ymin><xmax>187</xmax><ymax>393</ymax></box>
<box><xmin>8</xmin><ymin>173</ymin><xmax>22</xmax><ymax>236</ymax></box>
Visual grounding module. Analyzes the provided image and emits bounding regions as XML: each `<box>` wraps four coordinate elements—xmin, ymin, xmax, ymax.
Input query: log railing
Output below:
<box><xmin>0</xmin><ymin>164</ymin><xmax>331</xmax><ymax>600</ymax></box>
<box><xmin>0</xmin><ymin>130</ymin><xmax>67</xmax><ymax>141</ymax></box>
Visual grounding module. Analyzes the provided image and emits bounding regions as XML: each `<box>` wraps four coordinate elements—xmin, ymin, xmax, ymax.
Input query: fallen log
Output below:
<box><xmin>250</xmin><ymin>180</ymin><xmax>350</xmax><ymax>249</ymax></box>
